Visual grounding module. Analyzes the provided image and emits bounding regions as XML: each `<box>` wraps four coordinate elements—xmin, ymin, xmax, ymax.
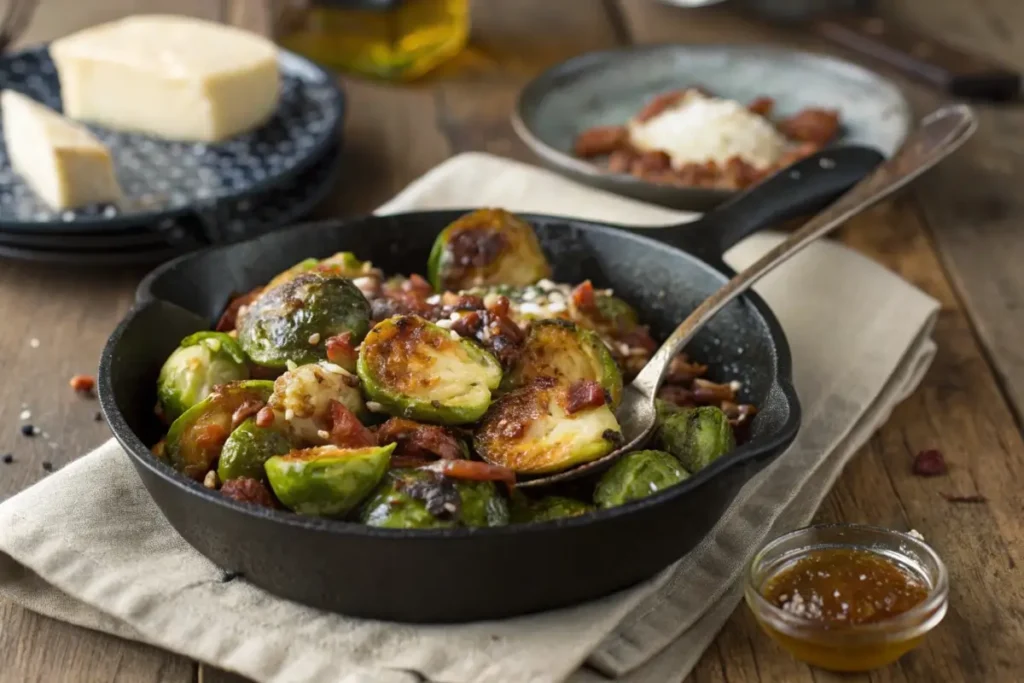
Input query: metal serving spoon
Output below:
<box><xmin>520</xmin><ymin>103</ymin><xmax>977</xmax><ymax>488</ymax></box>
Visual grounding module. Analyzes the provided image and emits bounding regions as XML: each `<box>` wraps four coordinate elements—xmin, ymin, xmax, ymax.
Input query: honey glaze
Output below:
<box><xmin>762</xmin><ymin>548</ymin><xmax>929</xmax><ymax>626</ymax></box>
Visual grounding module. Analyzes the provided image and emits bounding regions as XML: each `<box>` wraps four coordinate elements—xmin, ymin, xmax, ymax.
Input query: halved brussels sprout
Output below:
<box><xmin>593</xmin><ymin>450</ymin><xmax>690</xmax><ymax>509</ymax></box>
<box><xmin>475</xmin><ymin>378</ymin><xmax>622</xmax><ymax>475</ymax></box>
<box><xmin>503</xmin><ymin>319</ymin><xmax>622</xmax><ymax>407</ymax></box>
<box><xmin>217</xmin><ymin>417</ymin><xmax>294</xmax><ymax>483</ymax></box>
<box><xmin>265</xmin><ymin>252</ymin><xmax>374</xmax><ymax>290</ymax></box>
<box><xmin>359</xmin><ymin>468</ymin><xmax>509</xmax><ymax>529</ymax></box>
<box><xmin>357</xmin><ymin>315</ymin><xmax>502</xmax><ymax>424</ymax></box>
<box><xmin>164</xmin><ymin>380</ymin><xmax>274</xmax><ymax>481</ymax></box>
<box><xmin>264</xmin><ymin>443</ymin><xmax>394</xmax><ymax>517</ymax></box>
<box><xmin>237</xmin><ymin>273</ymin><xmax>371</xmax><ymax>370</ymax></box>
<box><xmin>156</xmin><ymin>331</ymin><xmax>250</xmax><ymax>423</ymax></box>
<box><xmin>265</xmin><ymin>361</ymin><xmax>366</xmax><ymax>444</ymax></box>
<box><xmin>509</xmin><ymin>492</ymin><xmax>594</xmax><ymax>524</ymax></box>
<box><xmin>427</xmin><ymin>209</ymin><xmax>552</xmax><ymax>291</ymax></box>
<box><xmin>656</xmin><ymin>406</ymin><xmax>736</xmax><ymax>473</ymax></box>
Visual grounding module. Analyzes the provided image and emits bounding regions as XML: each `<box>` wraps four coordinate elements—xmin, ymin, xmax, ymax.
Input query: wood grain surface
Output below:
<box><xmin>1</xmin><ymin>0</ymin><xmax>1022</xmax><ymax>682</ymax></box>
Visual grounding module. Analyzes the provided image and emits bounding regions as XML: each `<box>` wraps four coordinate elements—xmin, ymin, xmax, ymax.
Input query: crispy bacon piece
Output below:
<box><xmin>450</xmin><ymin>310</ymin><xmax>483</xmax><ymax>337</ymax></box>
<box><xmin>327</xmin><ymin>400</ymin><xmax>375</xmax><ymax>449</ymax></box>
<box><xmin>665</xmin><ymin>355</ymin><xmax>709</xmax><ymax>384</ymax></box>
<box><xmin>747</xmin><ymin>96</ymin><xmax>775</xmax><ymax>117</ymax></box>
<box><xmin>571</xmin><ymin>280</ymin><xmax>596</xmax><ymax>310</ymax></box>
<box><xmin>777</xmin><ymin>108</ymin><xmax>840</xmax><ymax>145</ymax></box>
<box><xmin>220</xmin><ymin>477</ymin><xmax>277</xmax><ymax>508</ymax></box>
<box><xmin>635</xmin><ymin>89</ymin><xmax>686</xmax><ymax>123</ymax></box>
<box><xmin>631</xmin><ymin>150</ymin><xmax>672</xmax><ymax>175</ymax></box>
<box><xmin>390</xmin><ymin>455</ymin><xmax>436</xmax><ymax>469</ymax></box>
<box><xmin>325</xmin><ymin>331</ymin><xmax>358</xmax><ymax>369</ymax></box>
<box><xmin>255</xmin><ymin>406</ymin><xmax>275</xmax><ymax>428</ymax></box>
<box><xmin>691</xmin><ymin>378</ymin><xmax>736</xmax><ymax>404</ymax></box>
<box><xmin>574</xmin><ymin>125</ymin><xmax>629</xmax><ymax>157</ymax></box>
<box><xmin>657</xmin><ymin>384</ymin><xmax>696</xmax><ymax>407</ymax></box>
<box><xmin>565</xmin><ymin>379</ymin><xmax>607</xmax><ymax>415</ymax></box>
<box><xmin>607</xmin><ymin>149</ymin><xmax>636</xmax><ymax>174</ymax></box>
<box><xmin>231</xmin><ymin>399</ymin><xmax>266</xmax><ymax>430</ymax></box>
<box><xmin>376</xmin><ymin>418</ymin><xmax>465</xmax><ymax>461</ymax></box>
<box><xmin>422</xmin><ymin>459</ymin><xmax>516</xmax><ymax>488</ymax></box>
<box><xmin>486</xmin><ymin>294</ymin><xmax>510</xmax><ymax>318</ymax></box>
<box><xmin>215</xmin><ymin>287</ymin><xmax>263</xmax><ymax>332</ymax></box>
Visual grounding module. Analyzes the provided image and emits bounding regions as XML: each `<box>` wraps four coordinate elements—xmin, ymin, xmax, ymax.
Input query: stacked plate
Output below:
<box><xmin>0</xmin><ymin>46</ymin><xmax>345</xmax><ymax>266</ymax></box>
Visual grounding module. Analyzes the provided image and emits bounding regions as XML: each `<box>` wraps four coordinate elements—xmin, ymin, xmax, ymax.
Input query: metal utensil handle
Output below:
<box><xmin>631</xmin><ymin>104</ymin><xmax>977</xmax><ymax>398</ymax></box>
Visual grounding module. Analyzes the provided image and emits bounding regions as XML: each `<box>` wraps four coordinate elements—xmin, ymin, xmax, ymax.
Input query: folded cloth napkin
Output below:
<box><xmin>0</xmin><ymin>153</ymin><xmax>938</xmax><ymax>683</ymax></box>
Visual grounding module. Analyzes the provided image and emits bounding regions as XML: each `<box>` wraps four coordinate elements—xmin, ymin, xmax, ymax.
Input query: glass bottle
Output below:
<box><xmin>277</xmin><ymin>0</ymin><xmax>470</xmax><ymax>81</ymax></box>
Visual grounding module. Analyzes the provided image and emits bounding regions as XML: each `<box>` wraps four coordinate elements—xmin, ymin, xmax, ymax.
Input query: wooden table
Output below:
<box><xmin>2</xmin><ymin>1</ymin><xmax>1022</xmax><ymax>681</ymax></box>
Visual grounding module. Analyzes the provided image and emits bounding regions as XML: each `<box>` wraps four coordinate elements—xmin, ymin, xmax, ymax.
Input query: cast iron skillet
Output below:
<box><xmin>99</xmin><ymin>146</ymin><xmax>883</xmax><ymax>623</ymax></box>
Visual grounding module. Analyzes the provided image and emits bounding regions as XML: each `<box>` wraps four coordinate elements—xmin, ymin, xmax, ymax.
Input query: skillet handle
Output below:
<box><xmin>638</xmin><ymin>146</ymin><xmax>885</xmax><ymax>263</ymax></box>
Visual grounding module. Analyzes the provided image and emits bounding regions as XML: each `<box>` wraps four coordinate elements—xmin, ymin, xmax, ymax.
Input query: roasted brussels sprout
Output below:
<box><xmin>475</xmin><ymin>377</ymin><xmax>622</xmax><ymax>475</ymax></box>
<box><xmin>593</xmin><ymin>450</ymin><xmax>690</xmax><ymax>508</ymax></box>
<box><xmin>503</xmin><ymin>319</ymin><xmax>623</xmax><ymax>407</ymax></box>
<box><xmin>265</xmin><ymin>252</ymin><xmax>374</xmax><ymax>290</ymax></box>
<box><xmin>156</xmin><ymin>331</ymin><xmax>250</xmax><ymax>423</ymax></box>
<box><xmin>265</xmin><ymin>361</ymin><xmax>366</xmax><ymax>444</ymax></box>
<box><xmin>164</xmin><ymin>380</ymin><xmax>274</xmax><ymax>481</ymax></box>
<box><xmin>264</xmin><ymin>443</ymin><xmax>394</xmax><ymax>517</ymax></box>
<box><xmin>359</xmin><ymin>468</ymin><xmax>509</xmax><ymax>529</ymax></box>
<box><xmin>656</xmin><ymin>406</ymin><xmax>735</xmax><ymax>473</ymax></box>
<box><xmin>217</xmin><ymin>417</ymin><xmax>294</xmax><ymax>483</ymax></box>
<box><xmin>509</xmin><ymin>492</ymin><xmax>594</xmax><ymax>524</ymax></box>
<box><xmin>427</xmin><ymin>209</ymin><xmax>552</xmax><ymax>291</ymax></box>
<box><xmin>357</xmin><ymin>315</ymin><xmax>503</xmax><ymax>424</ymax></box>
<box><xmin>237</xmin><ymin>273</ymin><xmax>371</xmax><ymax>370</ymax></box>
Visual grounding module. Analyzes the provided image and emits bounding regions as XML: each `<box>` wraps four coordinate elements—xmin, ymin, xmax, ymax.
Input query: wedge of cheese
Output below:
<box><xmin>1</xmin><ymin>90</ymin><xmax>123</xmax><ymax>210</ymax></box>
<box><xmin>50</xmin><ymin>15</ymin><xmax>280</xmax><ymax>143</ymax></box>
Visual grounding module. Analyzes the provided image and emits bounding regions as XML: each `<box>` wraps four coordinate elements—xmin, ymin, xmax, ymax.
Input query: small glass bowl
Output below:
<box><xmin>744</xmin><ymin>523</ymin><xmax>948</xmax><ymax>672</ymax></box>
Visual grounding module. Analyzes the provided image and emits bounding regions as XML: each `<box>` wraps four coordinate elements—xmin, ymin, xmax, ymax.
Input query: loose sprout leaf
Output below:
<box><xmin>238</xmin><ymin>273</ymin><xmax>371</xmax><ymax>370</ymax></box>
<box><xmin>656</xmin><ymin>406</ymin><xmax>735</xmax><ymax>473</ymax></box>
<box><xmin>357</xmin><ymin>315</ymin><xmax>503</xmax><ymax>425</ymax></box>
<box><xmin>165</xmin><ymin>380</ymin><xmax>274</xmax><ymax>481</ymax></box>
<box><xmin>156</xmin><ymin>331</ymin><xmax>250</xmax><ymax>423</ymax></box>
<box><xmin>503</xmin><ymin>319</ymin><xmax>623</xmax><ymax>407</ymax></box>
<box><xmin>594</xmin><ymin>450</ymin><xmax>690</xmax><ymax>508</ymax></box>
<box><xmin>427</xmin><ymin>209</ymin><xmax>552</xmax><ymax>292</ymax></box>
<box><xmin>266</xmin><ymin>361</ymin><xmax>366</xmax><ymax>445</ymax></box>
<box><xmin>475</xmin><ymin>378</ymin><xmax>622</xmax><ymax>475</ymax></box>
<box><xmin>264</xmin><ymin>443</ymin><xmax>394</xmax><ymax>517</ymax></box>
<box><xmin>217</xmin><ymin>417</ymin><xmax>294</xmax><ymax>483</ymax></box>
<box><xmin>359</xmin><ymin>468</ymin><xmax>509</xmax><ymax>529</ymax></box>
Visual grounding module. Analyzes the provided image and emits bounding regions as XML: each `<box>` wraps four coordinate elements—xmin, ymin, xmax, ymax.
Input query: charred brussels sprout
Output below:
<box><xmin>503</xmin><ymin>319</ymin><xmax>622</xmax><ymax>407</ymax></box>
<box><xmin>237</xmin><ymin>274</ymin><xmax>371</xmax><ymax>370</ymax></box>
<box><xmin>164</xmin><ymin>380</ymin><xmax>274</xmax><ymax>481</ymax></box>
<box><xmin>475</xmin><ymin>378</ymin><xmax>622</xmax><ymax>475</ymax></box>
<box><xmin>509</xmin><ymin>492</ymin><xmax>594</xmax><ymax>524</ymax></box>
<box><xmin>156</xmin><ymin>331</ymin><xmax>250</xmax><ymax>423</ymax></box>
<box><xmin>656</xmin><ymin>406</ymin><xmax>735</xmax><ymax>473</ymax></box>
<box><xmin>427</xmin><ymin>209</ymin><xmax>552</xmax><ymax>292</ymax></box>
<box><xmin>594</xmin><ymin>450</ymin><xmax>690</xmax><ymax>508</ymax></box>
<box><xmin>265</xmin><ymin>252</ymin><xmax>373</xmax><ymax>290</ymax></box>
<box><xmin>217</xmin><ymin>418</ymin><xmax>294</xmax><ymax>483</ymax></box>
<box><xmin>264</xmin><ymin>443</ymin><xmax>394</xmax><ymax>517</ymax></box>
<box><xmin>359</xmin><ymin>468</ymin><xmax>509</xmax><ymax>529</ymax></box>
<box><xmin>357</xmin><ymin>315</ymin><xmax>502</xmax><ymax>424</ymax></box>
<box><xmin>265</xmin><ymin>361</ymin><xmax>366</xmax><ymax>444</ymax></box>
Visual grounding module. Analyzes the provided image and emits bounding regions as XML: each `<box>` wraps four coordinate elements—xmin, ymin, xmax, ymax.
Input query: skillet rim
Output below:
<box><xmin>102</xmin><ymin>211</ymin><xmax>801</xmax><ymax>540</ymax></box>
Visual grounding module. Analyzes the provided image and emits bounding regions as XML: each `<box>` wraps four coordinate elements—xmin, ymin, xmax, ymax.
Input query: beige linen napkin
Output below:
<box><xmin>0</xmin><ymin>153</ymin><xmax>938</xmax><ymax>683</ymax></box>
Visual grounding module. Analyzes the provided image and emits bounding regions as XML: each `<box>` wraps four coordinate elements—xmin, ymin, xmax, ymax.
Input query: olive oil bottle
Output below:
<box><xmin>277</xmin><ymin>0</ymin><xmax>469</xmax><ymax>81</ymax></box>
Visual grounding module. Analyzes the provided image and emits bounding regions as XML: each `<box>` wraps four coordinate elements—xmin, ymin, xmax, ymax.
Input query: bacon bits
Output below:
<box><xmin>69</xmin><ymin>374</ymin><xmax>95</xmax><ymax>394</ymax></box>
<box><xmin>327</xmin><ymin>400</ymin><xmax>376</xmax><ymax>448</ymax></box>
<box><xmin>912</xmin><ymin>449</ymin><xmax>947</xmax><ymax>477</ymax></box>
<box><xmin>376</xmin><ymin>418</ymin><xmax>465</xmax><ymax>461</ymax></box>
<box><xmin>220</xmin><ymin>477</ymin><xmax>277</xmax><ymax>508</ymax></box>
<box><xmin>565</xmin><ymin>379</ymin><xmax>607</xmax><ymax>414</ymax></box>
<box><xmin>777</xmin><ymin>108</ymin><xmax>840</xmax><ymax>146</ymax></box>
<box><xmin>325</xmin><ymin>331</ymin><xmax>358</xmax><ymax>370</ymax></box>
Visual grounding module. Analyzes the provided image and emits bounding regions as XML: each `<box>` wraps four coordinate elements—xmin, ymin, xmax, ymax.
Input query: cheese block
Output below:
<box><xmin>50</xmin><ymin>15</ymin><xmax>280</xmax><ymax>143</ymax></box>
<box><xmin>1</xmin><ymin>90</ymin><xmax>123</xmax><ymax>210</ymax></box>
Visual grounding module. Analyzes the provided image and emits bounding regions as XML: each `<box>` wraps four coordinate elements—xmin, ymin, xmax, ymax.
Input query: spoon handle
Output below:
<box><xmin>631</xmin><ymin>104</ymin><xmax>978</xmax><ymax>398</ymax></box>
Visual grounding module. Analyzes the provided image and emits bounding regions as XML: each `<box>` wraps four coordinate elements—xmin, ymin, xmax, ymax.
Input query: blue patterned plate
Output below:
<box><xmin>0</xmin><ymin>142</ymin><xmax>343</xmax><ymax>262</ymax></box>
<box><xmin>0</xmin><ymin>45</ymin><xmax>344</xmax><ymax>231</ymax></box>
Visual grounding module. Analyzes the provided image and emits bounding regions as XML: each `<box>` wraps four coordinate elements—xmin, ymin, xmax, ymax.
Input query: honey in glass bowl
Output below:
<box><xmin>745</xmin><ymin>524</ymin><xmax>948</xmax><ymax>672</ymax></box>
